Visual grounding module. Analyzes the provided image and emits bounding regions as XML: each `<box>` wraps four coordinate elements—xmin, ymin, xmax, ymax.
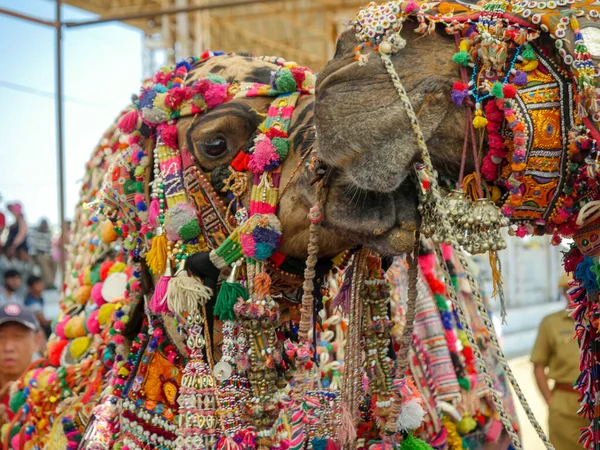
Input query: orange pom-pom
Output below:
<box><xmin>101</xmin><ymin>221</ymin><xmax>118</xmax><ymax>243</ymax></box>
<box><xmin>74</xmin><ymin>285</ymin><xmax>92</xmax><ymax>305</ymax></box>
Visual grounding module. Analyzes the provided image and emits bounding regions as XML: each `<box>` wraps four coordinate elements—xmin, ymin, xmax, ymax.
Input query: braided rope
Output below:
<box><xmin>434</xmin><ymin>246</ymin><xmax>523</xmax><ymax>450</ymax></box>
<box><xmin>297</xmin><ymin>216</ymin><xmax>321</xmax><ymax>343</ymax></box>
<box><xmin>452</xmin><ymin>248</ymin><xmax>555</xmax><ymax>450</ymax></box>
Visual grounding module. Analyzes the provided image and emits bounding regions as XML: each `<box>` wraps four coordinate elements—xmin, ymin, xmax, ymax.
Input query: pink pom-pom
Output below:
<box><xmin>203</xmin><ymin>84</ymin><xmax>228</xmax><ymax>109</ymax></box>
<box><xmin>417</xmin><ymin>252</ymin><xmax>436</xmax><ymax>273</ymax></box>
<box><xmin>91</xmin><ymin>282</ymin><xmax>106</xmax><ymax>307</ymax></box>
<box><xmin>54</xmin><ymin>317</ymin><xmax>69</xmax><ymax>339</ymax></box>
<box><xmin>148</xmin><ymin>198</ymin><xmax>160</xmax><ymax>228</ymax></box>
<box><xmin>86</xmin><ymin>310</ymin><xmax>100</xmax><ymax>334</ymax></box>
<box><xmin>159</xmin><ymin>124</ymin><xmax>178</xmax><ymax>149</ymax></box>
<box><xmin>515</xmin><ymin>225</ymin><xmax>528</xmax><ymax>238</ymax></box>
<box><xmin>240</xmin><ymin>234</ymin><xmax>257</xmax><ymax>257</ymax></box>
<box><xmin>405</xmin><ymin>0</ymin><xmax>418</xmax><ymax>13</ymax></box>
<box><xmin>118</xmin><ymin>110</ymin><xmax>139</xmax><ymax>134</ymax></box>
<box><xmin>249</xmin><ymin>138</ymin><xmax>279</xmax><ymax>174</ymax></box>
<box><xmin>445</xmin><ymin>330</ymin><xmax>458</xmax><ymax>352</ymax></box>
<box><xmin>440</xmin><ymin>244</ymin><xmax>453</xmax><ymax>261</ymax></box>
<box><xmin>11</xmin><ymin>434</ymin><xmax>21</xmax><ymax>450</ymax></box>
<box><xmin>482</xmin><ymin>157</ymin><xmax>500</xmax><ymax>182</ymax></box>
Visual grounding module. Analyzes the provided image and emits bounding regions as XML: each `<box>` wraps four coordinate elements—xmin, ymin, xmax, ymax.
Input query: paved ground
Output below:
<box><xmin>508</xmin><ymin>356</ymin><xmax>549</xmax><ymax>450</ymax></box>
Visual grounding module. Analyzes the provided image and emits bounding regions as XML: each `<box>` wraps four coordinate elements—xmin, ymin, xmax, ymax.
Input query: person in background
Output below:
<box><xmin>0</xmin><ymin>211</ymin><xmax>5</xmax><ymax>243</ymax></box>
<box><xmin>4</xmin><ymin>203</ymin><xmax>27</xmax><ymax>255</ymax></box>
<box><xmin>29</xmin><ymin>219</ymin><xmax>56</xmax><ymax>290</ymax></box>
<box><xmin>24</xmin><ymin>276</ymin><xmax>51</xmax><ymax>337</ymax></box>
<box><xmin>531</xmin><ymin>273</ymin><xmax>587</xmax><ymax>449</ymax></box>
<box><xmin>0</xmin><ymin>270</ymin><xmax>23</xmax><ymax>306</ymax></box>
<box><xmin>0</xmin><ymin>303</ymin><xmax>41</xmax><ymax>427</ymax></box>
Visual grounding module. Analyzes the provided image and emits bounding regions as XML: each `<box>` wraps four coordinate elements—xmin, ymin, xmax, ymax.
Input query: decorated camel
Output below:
<box><xmin>4</xmin><ymin>0</ymin><xmax>600</xmax><ymax>448</ymax></box>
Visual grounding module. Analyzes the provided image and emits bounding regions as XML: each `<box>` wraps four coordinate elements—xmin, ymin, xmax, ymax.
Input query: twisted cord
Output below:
<box><xmin>297</xmin><ymin>217</ymin><xmax>321</xmax><ymax>343</ymax></box>
<box><xmin>452</xmin><ymin>248</ymin><xmax>554</xmax><ymax>450</ymax></box>
<box><xmin>434</xmin><ymin>245</ymin><xmax>523</xmax><ymax>450</ymax></box>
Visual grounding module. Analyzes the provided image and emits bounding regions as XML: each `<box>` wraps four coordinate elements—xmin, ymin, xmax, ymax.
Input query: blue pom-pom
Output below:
<box><xmin>254</xmin><ymin>242</ymin><xmax>274</xmax><ymax>260</ymax></box>
<box><xmin>136</xmin><ymin>202</ymin><xmax>147</xmax><ymax>212</ymax></box>
<box><xmin>153</xmin><ymin>84</ymin><xmax>167</xmax><ymax>93</ymax></box>
<box><xmin>139</xmin><ymin>89</ymin><xmax>157</xmax><ymax>108</ymax></box>
<box><xmin>175</xmin><ymin>60</ymin><xmax>193</xmax><ymax>71</ymax></box>
<box><xmin>575</xmin><ymin>256</ymin><xmax>599</xmax><ymax>291</ymax></box>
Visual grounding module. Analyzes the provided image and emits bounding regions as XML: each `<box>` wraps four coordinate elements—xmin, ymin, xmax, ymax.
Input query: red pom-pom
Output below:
<box><xmin>118</xmin><ymin>110</ymin><xmax>139</xmax><ymax>134</ymax></box>
<box><xmin>231</xmin><ymin>152</ymin><xmax>250</xmax><ymax>172</ymax></box>
<box><xmin>503</xmin><ymin>84</ymin><xmax>517</xmax><ymax>98</ymax></box>
<box><xmin>49</xmin><ymin>340</ymin><xmax>69</xmax><ymax>367</ymax></box>
<box><xmin>453</xmin><ymin>81</ymin><xmax>469</xmax><ymax>91</ymax></box>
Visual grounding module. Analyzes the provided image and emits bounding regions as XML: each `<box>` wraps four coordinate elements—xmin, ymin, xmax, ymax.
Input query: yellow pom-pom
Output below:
<box><xmin>69</xmin><ymin>315</ymin><xmax>86</xmax><ymax>337</ymax></box>
<box><xmin>109</xmin><ymin>262</ymin><xmax>127</xmax><ymax>274</ymax></box>
<box><xmin>118</xmin><ymin>367</ymin><xmax>130</xmax><ymax>377</ymax></box>
<box><xmin>98</xmin><ymin>303</ymin><xmax>116</xmax><ymax>325</ymax></box>
<box><xmin>73</xmin><ymin>285</ymin><xmax>92</xmax><ymax>305</ymax></box>
<box><xmin>64</xmin><ymin>319</ymin><xmax>75</xmax><ymax>339</ymax></box>
<box><xmin>69</xmin><ymin>336</ymin><xmax>91</xmax><ymax>360</ymax></box>
<box><xmin>456</xmin><ymin>415</ymin><xmax>478</xmax><ymax>434</ymax></box>
<box><xmin>473</xmin><ymin>110</ymin><xmax>488</xmax><ymax>129</ymax></box>
<box><xmin>457</xmin><ymin>330</ymin><xmax>469</xmax><ymax>346</ymax></box>
<box><xmin>522</xmin><ymin>59</ymin><xmax>539</xmax><ymax>72</ymax></box>
<box><xmin>491</xmin><ymin>186</ymin><xmax>502</xmax><ymax>203</ymax></box>
<box><xmin>101</xmin><ymin>221</ymin><xmax>118</xmax><ymax>243</ymax></box>
<box><xmin>83</xmin><ymin>267</ymin><xmax>92</xmax><ymax>286</ymax></box>
<box><xmin>459</xmin><ymin>39</ymin><xmax>469</xmax><ymax>52</ymax></box>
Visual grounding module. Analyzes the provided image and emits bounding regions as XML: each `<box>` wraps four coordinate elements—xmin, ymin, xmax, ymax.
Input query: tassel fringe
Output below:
<box><xmin>146</xmin><ymin>234</ymin><xmax>168</xmax><ymax>276</ymax></box>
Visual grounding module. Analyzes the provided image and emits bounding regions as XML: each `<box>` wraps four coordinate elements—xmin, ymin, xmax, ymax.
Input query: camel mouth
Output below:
<box><xmin>322</xmin><ymin>174</ymin><xmax>420</xmax><ymax>255</ymax></box>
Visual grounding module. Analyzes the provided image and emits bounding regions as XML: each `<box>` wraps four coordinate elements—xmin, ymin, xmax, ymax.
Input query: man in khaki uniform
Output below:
<box><xmin>531</xmin><ymin>274</ymin><xmax>588</xmax><ymax>449</ymax></box>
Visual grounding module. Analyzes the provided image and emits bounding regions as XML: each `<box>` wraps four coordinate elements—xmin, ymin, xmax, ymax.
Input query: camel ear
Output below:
<box><xmin>333</xmin><ymin>29</ymin><xmax>360</xmax><ymax>59</ymax></box>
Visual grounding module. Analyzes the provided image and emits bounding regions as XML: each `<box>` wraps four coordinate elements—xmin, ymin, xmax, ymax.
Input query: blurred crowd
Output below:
<box><xmin>0</xmin><ymin>201</ymin><xmax>70</xmax><ymax>335</ymax></box>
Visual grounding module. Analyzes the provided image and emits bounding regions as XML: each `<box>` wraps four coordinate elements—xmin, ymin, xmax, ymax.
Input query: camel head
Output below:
<box><xmin>315</xmin><ymin>0</ymin><xmax>600</xmax><ymax>249</ymax></box>
<box><xmin>315</xmin><ymin>20</ymin><xmax>466</xmax><ymax>255</ymax></box>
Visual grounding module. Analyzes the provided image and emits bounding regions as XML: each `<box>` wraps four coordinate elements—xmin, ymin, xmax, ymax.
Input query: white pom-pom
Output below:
<box><xmin>397</xmin><ymin>397</ymin><xmax>426</xmax><ymax>432</ymax></box>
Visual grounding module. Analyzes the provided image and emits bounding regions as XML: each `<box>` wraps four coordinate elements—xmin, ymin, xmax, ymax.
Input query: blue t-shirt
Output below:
<box><xmin>24</xmin><ymin>293</ymin><xmax>43</xmax><ymax>313</ymax></box>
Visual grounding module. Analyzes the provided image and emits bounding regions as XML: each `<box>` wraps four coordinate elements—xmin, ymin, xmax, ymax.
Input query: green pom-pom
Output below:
<box><xmin>452</xmin><ymin>50</ymin><xmax>471</xmax><ymax>66</ymax></box>
<box><xmin>401</xmin><ymin>433</ymin><xmax>434</xmax><ymax>450</ymax></box>
<box><xmin>205</xmin><ymin>73</ymin><xmax>227</xmax><ymax>85</ymax></box>
<box><xmin>458</xmin><ymin>376</ymin><xmax>471</xmax><ymax>391</ymax></box>
<box><xmin>215</xmin><ymin>281</ymin><xmax>248</xmax><ymax>321</ymax></box>
<box><xmin>522</xmin><ymin>43</ymin><xmax>536</xmax><ymax>61</ymax></box>
<box><xmin>178</xmin><ymin>219</ymin><xmax>201</xmax><ymax>241</ymax></box>
<box><xmin>491</xmin><ymin>82</ymin><xmax>504</xmax><ymax>99</ymax></box>
<box><xmin>90</xmin><ymin>264</ymin><xmax>102</xmax><ymax>284</ymax></box>
<box><xmin>434</xmin><ymin>294</ymin><xmax>447</xmax><ymax>311</ymax></box>
<box><xmin>275</xmin><ymin>69</ymin><xmax>297</xmax><ymax>93</ymax></box>
<box><xmin>9</xmin><ymin>390</ymin><xmax>26</xmax><ymax>413</ymax></box>
<box><xmin>271</xmin><ymin>137</ymin><xmax>289</xmax><ymax>160</ymax></box>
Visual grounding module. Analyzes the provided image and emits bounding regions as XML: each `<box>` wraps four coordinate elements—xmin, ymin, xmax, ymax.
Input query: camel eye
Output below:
<box><xmin>201</xmin><ymin>136</ymin><xmax>228</xmax><ymax>158</ymax></box>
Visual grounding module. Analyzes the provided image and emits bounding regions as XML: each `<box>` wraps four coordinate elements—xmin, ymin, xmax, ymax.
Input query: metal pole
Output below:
<box><xmin>63</xmin><ymin>0</ymin><xmax>290</xmax><ymax>28</ymax></box>
<box><xmin>0</xmin><ymin>8</ymin><xmax>56</xmax><ymax>27</ymax></box>
<box><xmin>56</xmin><ymin>0</ymin><xmax>67</xmax><ymax>283</ymax></box>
